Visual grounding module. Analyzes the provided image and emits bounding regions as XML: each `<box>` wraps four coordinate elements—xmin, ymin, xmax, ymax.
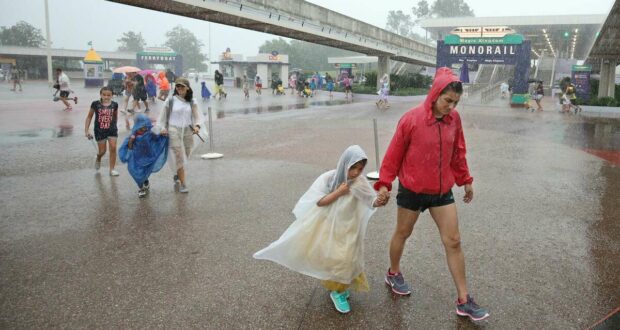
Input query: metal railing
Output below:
<box><xmin>480</xmin><ymin>82</ymin><xmax>504</xmax><ymax>103</ymax></box>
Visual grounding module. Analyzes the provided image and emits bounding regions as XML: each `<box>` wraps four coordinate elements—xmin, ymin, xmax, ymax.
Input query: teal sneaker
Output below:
<box><xmin>329</xmin><ymin>291</ymin><xmax>351</xmax><ymax>314</ymax></box>
<box><xmin>456</xmin><ymin>295</ymin><xmax>489</xmax><ymax>321</ymax></box>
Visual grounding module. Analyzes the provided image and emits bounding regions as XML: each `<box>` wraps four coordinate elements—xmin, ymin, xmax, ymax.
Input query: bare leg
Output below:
<box><xmin>429</xmin><ymin>204</ymin><xmax>468</xmax><ymax>302</ymax></box>
<box><xmin>389</xmin><ymin>207</ymin><xmax>421</xmax><ymax>273</ymax></box>
<box><xmin>97</xmin><ymin>141</ymin><xmax>107</xmax><ymax>161</ymax></box>
<box><xmin>108</xmin><ymin>138</ymin><xmax>117</xmax><ymax>170</ymax></box>
<box><xmin>177</xmin><ymin>167</ymin><xmax>185</xmax><ymax>186</ymax></box>
<box><xmin>61</xmin><ymin>97</ymin><xmax>71</xmax><ymax>109</ymax></box>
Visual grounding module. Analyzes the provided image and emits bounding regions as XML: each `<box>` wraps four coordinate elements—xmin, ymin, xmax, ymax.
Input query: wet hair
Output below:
<box><xmin>173</xmin><ymin>85</ymin><xmax>193</xmax><ymax>102</ymax></box>
<box><xmin>99</xmin><ymin>86</ymin><xmax>113</xmax><ymax>95</ymax></box>
<box><xmin>440</xmin><ymin>81</ymin><xmax>463</xmax><ymax>95</ymax></box>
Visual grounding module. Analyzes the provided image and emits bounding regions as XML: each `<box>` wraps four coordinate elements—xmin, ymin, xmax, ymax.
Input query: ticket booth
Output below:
<box><xmin>83</xmin><ymin>48</ymin><xmax>104</xmax><ymax>87</ymax></box>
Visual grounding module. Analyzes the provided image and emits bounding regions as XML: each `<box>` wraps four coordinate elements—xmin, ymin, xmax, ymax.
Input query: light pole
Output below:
<box><xmin>44</xmin><ymin>0</ymin><xmax>53</xmax><ymax>85</ymax></box>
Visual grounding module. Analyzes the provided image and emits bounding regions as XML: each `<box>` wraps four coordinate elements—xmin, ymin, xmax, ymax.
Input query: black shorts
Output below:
<box><xmin>95</xmin><ymin>129</ymin><xmax>118</xmax><ymax>142</ymax></box>
<box><xmin>396</xmin><ymin>184</ymin><xmax>455</xmax><ymax>213</ymax></box>
<box><xmin>59</xmin><ymin>91</ymin><xmax>70</xmax><ymax>98</ymax></box>
<box><xmin>345</xmin><ymin>85</ymin><xmax>352</xmax><ymax>91</ymax></box>
<box><xmin>132</xmin><ymin>88</ymin><xmax>147</xmax><ymax>101</ymax></box>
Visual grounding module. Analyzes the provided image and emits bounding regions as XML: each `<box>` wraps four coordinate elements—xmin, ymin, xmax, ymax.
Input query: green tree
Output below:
<box><xmin>411</xmin><ymin>0</ymin><xmax>431</xmax><ymax>22</ymax></box>
<box><xmin>0</xmin><ymin>21</ymin><xmax>45</xmax><ymax>47</ymax></box>
<box><xmin>411</xmin><ymin>0</ymin><xmax>475</xmax><ymax>20</ymax></box>
<box><xmin>430</xmin><ymin>0</ymin><xmax>475</xmax><ymax>18</ymax></box>
<box><xmin>386</xmin><ymin>10</ymin><xmax>414</xmax><ymax>37</ymax></box>
<box><xmin>259</xmin><ymin>38</ymin><xmax>358</xmax><ymax>72</ymax></box>
<box><xmin>164</xmin><ymin>25</ymin><xmax>207</xmax><ymax>71</ymax></box>
<box><xmin>116</xmin><ymin>31</ymin><xmax>146</xmax><ymax>52</ymax></box>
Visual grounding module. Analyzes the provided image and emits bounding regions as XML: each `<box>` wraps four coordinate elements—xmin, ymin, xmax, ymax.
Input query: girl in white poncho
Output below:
<box><xmin>254</xmin><ymin>145</ymin><xmax>388</xmax><ymax>314</ymax></box>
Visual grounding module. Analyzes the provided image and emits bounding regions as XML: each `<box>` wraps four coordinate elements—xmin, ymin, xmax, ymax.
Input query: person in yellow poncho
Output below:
<box><xmin>254</xmin><ymin>145</ymin><xmax>388</xmax><ymax>314</ymax></box>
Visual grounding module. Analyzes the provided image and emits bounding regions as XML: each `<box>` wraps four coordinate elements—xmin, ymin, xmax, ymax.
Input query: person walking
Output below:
<box><xmin>326</xmin><ymin>73</ymin><xmax>334</xmax><ymax>99</ymax></box>
<box><xmin>374</xmin><ymin>67</ymin><xmax>489</xmax><ymax>321</ymax></box>
<box><xmin>84</xmin><ymin>87</ymin><xmax>120</xmax><ymax>177</ymax></box>
<box><xmin>55</xmin><ymin>68</ymin><xmax>77</xmax><ymax>111</ymax></box>
<box><xmin>119</xmin><ymin>114</ymin><xmax>169</xmax><ymax>197</ymax></box>
<box><xmin>254</xmin><ymin>75</ymin><xmax>263</xmax><ymax>95</ymax></box>
<box><xmin>157</xmin><ymin>71</ymin><xmax>171</xmax><ymax>101</ymax></box>
<box><xmin>254</xmin><ymin>145</ymin><xmax>388</xmax><ymax>314</ymax></box>
<box><xmin>214</xmin><ymin>70</ymin><xmax>226</xmax><ymax>100</ymax></box>
<box><xmin>157</xmin><ymin>78</ymin><xmax>205</xmax><ymax>194</ymax></box>
<box><xmin>131</xmin><ymin>73</ymin><xmax>149</xmax><ymax>113</ymax></box>
<box><xmin>376</xmin><ymin>73</ymin><xmax>390</xmax><ymax>110</ymax></box>
<box><xmin>564</xmin><ymin>82</ymin><xmax>581</xmax><ymax>114</ymax></box>
<box><xmin>165</xmin><ymin>68</ymin><xmax>176</xmax><ymax>89</ymax></box>
<box><xmin>10</xmin><ymin>67</ymin><xmax>22</xmax><ymax>92</ymax></box>
<box><xmin>533</xmin><ymin>81</ymin><xmax>544</xmax><ymax>111</ymax></box>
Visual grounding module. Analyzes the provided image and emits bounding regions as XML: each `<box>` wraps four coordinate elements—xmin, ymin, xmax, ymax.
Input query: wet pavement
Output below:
<box><xmin>0</xmin><ymin>81</ymin><xmax>618</xmax><ymax>328</ymax></box>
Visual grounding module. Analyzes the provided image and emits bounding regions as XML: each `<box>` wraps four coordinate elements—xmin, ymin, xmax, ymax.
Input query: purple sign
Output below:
<box><xmin>571</xmin><ymin>65</ymin><xmax>591</xmax><ymax>102</ymax></box>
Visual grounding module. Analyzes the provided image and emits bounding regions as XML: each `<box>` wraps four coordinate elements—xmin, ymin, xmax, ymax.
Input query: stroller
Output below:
<box><xmin>108</xmin><ymin>72</ymin><xmax>125</xmax><ymax>96</ymax></box>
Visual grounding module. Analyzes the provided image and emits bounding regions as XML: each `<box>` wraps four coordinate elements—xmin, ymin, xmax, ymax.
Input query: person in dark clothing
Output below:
<box><xmin>165</xmin><ymin>69</ymin><xmax>176</xmax><ymax>88</ymax></box>
<box><xmin>214</xmin><ymin>70</ymin><xmax>227</xmax><ymax>100</ymax></box>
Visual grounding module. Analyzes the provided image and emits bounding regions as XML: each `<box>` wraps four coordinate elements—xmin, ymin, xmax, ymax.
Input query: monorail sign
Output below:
<box><xmin>436</xmin><ymin>32</ymin><xmax>531</xmax><ymax>105</ymax></box>
<box><xmin>437</xmin><ymin>34</ymin><xmax>527</xmax><ymax>65</ymax></box>
<box><xmin>450</xmin><ymin>45</ymin><xmax>516</xmax><ymax>56</ymax></box>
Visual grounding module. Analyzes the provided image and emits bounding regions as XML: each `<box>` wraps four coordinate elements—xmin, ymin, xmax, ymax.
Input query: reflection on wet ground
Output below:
<box><xmin>0</xmin><ymin>126</ymin><xmax>75</xmax><ymax>143</ymax></box>
<box><xmin>208</xmin><ymin>99</ymin><xmax>351</xmax><ymax>118</ymax></box>
<box><xmin>462</xmin><ymin>111</ymin><xmax>620</xmax><ymax>165</ymax></box>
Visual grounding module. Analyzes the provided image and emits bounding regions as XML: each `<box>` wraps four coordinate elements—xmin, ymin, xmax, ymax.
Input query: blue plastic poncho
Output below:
<box><xmin>119</xmin><ymin>114</ymin><xmax>169</xmax><ymax>187</ymax></box>
<box><xmin>146</xmin><ymin>77</ymin><xmax>157</xmax><ymax>98</ymax></box>
<box><xmin>201</xmin><ymin>81</ymin><xmax>211</xmax><ymax>99</ymax></box>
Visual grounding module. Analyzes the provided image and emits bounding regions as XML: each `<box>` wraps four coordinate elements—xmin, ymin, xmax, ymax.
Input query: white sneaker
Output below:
<box><xmin>109</xmin><ymin>169</ymin><xmax>120</xmax><ymax>176</ymax></box>
<box><xmin>138</xmin><ymin>188</ymin><xmax>147</xmax><ymax>198</ymax></box>
<box><xmin>179</xmin><ymin>185</ymin><xmax>189</xmax><ymax>193</ymax></box>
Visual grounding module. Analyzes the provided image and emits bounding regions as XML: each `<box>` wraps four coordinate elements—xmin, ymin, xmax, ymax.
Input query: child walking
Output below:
<box><xmin>119</xmin><ymin>114</ymin><xmax>169</xmax><ymax>197</ymax></box>
<box><xmin>242</xmin><ymin>75</ymin><xmax>250</xmax><ymax>99</ymax></box>
<box><xmin>254</xmin><ymin>145</ymin><xmax>388</xmax><ymax>314</ymax></box>
<box><xmin>84</xmin><ymin>86</ymin><xmax>120</xmax><ymax>176</ymax></box>
<box><xmin>201</xmin><ymin>81</ymin><xmax>211</xmax><ymax>101</ymax></box>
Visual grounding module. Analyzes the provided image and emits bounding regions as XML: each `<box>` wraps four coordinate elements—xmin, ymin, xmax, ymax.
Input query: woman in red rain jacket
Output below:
<box><xmin>375</xmin><ymin>67</ymin><xmax>489</xmax><ymax>321</ymax></box>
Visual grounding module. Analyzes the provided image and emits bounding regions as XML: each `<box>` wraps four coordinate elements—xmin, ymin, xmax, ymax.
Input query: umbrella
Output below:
<box><xmin>138</xmin><ymin>69</ymin><xmax>158</xmax><ymax>76</ymax></box>
<box><xmin>113</xmin><ymin>66</ymin><xmax>141</xmax><ymax>73</ymax></box>
<box><xmin>459</xmin><ymin>62</ymin><xmax>470</xmax><ymax>83</ymax></box>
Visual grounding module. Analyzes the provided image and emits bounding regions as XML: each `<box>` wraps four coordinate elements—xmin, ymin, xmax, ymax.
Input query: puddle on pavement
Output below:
<box><xmin>205</xmin><ymin>100</ymin><xmax>352</xmax><ymax>118</ymax></box>
<box><xmin>0</xmin><ymin>126</ymin><xmax>74</xmax><ymax>144</ymax></box>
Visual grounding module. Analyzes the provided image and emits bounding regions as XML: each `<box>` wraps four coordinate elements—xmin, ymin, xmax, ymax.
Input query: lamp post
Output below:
<box><xmin>44</xmin><ymin>0</ymin><xmax>53</xmax><ymax>85</ymax></box>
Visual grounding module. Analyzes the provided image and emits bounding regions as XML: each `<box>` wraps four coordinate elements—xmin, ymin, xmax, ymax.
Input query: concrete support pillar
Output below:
<box><xmin>257</xmin><ymin>64</ymin><xmax>268</xmax><ymax>84</ymax></box>
<box><xmin>281</xmin><ymin>64</ymin><xmax>289</xmax><ymax>87</ymax></box>
<box><xmin>607</xmin><ymin>60</ymin><xmax>616</xmax><ymax>98</ymax></box>
<box><xmin>377</xmin><ymin>55</ymin><xmax>390</xmax><ymax>90</ymax></box>
<box><xmin>598</xmin><ymin>59</ymin><xmax>610</xmax><ymax>98</ymax></box>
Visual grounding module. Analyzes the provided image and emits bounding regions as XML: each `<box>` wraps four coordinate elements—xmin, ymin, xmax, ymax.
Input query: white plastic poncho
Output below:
<box><xmin>156</xmin><ymin>95</ymin><xmax>207</xmax><ymax>171</ymax></box>
<box><xmin>254</xmin><ymin>145</ymin><xmax>377</xmax><ymax>285</ymax></box>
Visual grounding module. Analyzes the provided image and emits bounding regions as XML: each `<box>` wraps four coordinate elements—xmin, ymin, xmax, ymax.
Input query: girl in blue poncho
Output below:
<box><xmin>119</xmin><ymin>114</ymin><xmax>169</xmax><ymax>197</ymax></box>
<box><xmin>201</xmin><ymin>81</ymin><xmax>211</xmax><ymax>100</ymax></box>
<box><xmin>145</xmin><ymin>74</ymin><xmax>157</xmax><ymax>103</ymax></box>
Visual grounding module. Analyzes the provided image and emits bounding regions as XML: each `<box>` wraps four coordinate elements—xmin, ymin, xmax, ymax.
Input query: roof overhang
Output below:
<box><xmin>420</xmin><ymin>15</ymin><xmax>605</xmax><ymax>60</ymax></box>
<box><xmin>586</xmin><ymin>0</ymin><xmax>620</xmax><ymax>67</ymax></box>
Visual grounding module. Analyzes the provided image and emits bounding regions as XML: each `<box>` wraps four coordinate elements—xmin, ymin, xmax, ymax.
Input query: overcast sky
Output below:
<box><xmin>1</xmin><ymin>0</ymin><xmax>614</xmax><ymax>62</ymax></box>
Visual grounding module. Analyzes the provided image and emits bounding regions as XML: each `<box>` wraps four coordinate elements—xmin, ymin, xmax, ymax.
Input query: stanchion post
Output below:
<box><xmin>366</xmin><ymin>118</ymin><xmax>380</xmax><ymax>180</ymax></box>
<box><xmin>201</xmin><ymin>106</ymin><xmax>224</xmax><ymax>159</ymax></box>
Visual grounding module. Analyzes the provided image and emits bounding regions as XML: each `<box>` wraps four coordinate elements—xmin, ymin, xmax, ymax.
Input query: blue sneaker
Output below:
<box><xmin>456</xmin><ymin>295</ymin><xmax>489</xmax><ymax>321</ymax></box>
<box><xmin>329</xmin><ymin>291</ymin><xmax>351</xmax><ymax>314</ymax></box>
<box><xmin>385</xmin><ymin>269</ymin><xmax>411</xmax><ymax>295</ymax></box>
